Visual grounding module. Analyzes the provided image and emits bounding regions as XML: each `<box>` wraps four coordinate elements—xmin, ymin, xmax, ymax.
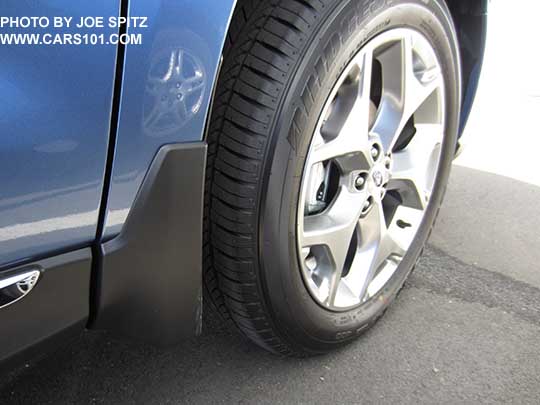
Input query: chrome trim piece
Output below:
<box><xmin>0</xmin><ymin>270</ymin><xmax>40</xmax><ymax>309</ymax></box>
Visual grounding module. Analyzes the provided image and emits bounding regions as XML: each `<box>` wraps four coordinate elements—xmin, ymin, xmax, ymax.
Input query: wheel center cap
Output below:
<box><xmin>372</xmin><ymin>170</ymin><xmax>384</xmax><ymax>187</ymax></box>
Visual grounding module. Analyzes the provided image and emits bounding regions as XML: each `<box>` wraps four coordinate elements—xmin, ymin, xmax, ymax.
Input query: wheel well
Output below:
<box><xmin>446</xmin><ymin>0</ymin><xmax>488</xmax><ymax>134</ymax></box>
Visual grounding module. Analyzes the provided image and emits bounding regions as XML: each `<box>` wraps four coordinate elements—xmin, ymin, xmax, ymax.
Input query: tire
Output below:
<box><xmin>204</xmin><ymin>0</ymin><xmax>461</xmax><ymax>356</ymax></box>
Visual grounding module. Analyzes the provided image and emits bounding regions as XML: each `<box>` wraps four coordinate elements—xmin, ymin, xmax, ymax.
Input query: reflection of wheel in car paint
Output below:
<box><xmin>204</xmin><ymin>0</ymin><xmax>461</xmax><ymax>356</ymax></box>
<box><xmin>143</xmin><ymin>48</ymin><xmax>205</xmax><ymax>136</ymax></box>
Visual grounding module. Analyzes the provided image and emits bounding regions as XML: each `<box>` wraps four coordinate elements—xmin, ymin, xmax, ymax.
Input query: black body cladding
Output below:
<box><xmin>0</xmin><ymin>249</ymin><xmax>91</xmax><ymax>363</ymax></box>
<box><xmin>90</xmin><ymin>143</ymin><xmax>207</xmax><ymax>345</ymax></box>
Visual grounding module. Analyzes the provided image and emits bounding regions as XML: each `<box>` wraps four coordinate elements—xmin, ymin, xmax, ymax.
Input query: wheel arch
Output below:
<box><xmin>445</xmin><ymin>0</ymin><xmax>488</xmax><ymax>135</ymax></box>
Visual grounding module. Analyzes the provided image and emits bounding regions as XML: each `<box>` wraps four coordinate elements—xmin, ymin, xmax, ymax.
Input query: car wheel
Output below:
<box><xmin>204</xmin><ymin>0</ymin><xmax>461</xmax><ymax>355</ymax></box>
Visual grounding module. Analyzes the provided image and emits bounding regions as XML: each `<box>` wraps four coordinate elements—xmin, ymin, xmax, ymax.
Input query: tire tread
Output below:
<box><xmin>203</xmin><ymin>0</ymin><xmax>328</xmax><ymax>356</ymax></box>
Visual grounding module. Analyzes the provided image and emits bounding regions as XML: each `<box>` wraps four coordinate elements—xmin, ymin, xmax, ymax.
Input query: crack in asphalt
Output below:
<box><xmin>408</xmin><ymin>244</ymin><xmax>540</xmax><ymax>326</ymax></box>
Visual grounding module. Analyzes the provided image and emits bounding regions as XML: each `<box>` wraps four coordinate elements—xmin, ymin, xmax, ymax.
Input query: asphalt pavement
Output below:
<box><xmin>1</xmin><ymin>164</ymin><xmax>539</xmax><ymax>404</ymax></box>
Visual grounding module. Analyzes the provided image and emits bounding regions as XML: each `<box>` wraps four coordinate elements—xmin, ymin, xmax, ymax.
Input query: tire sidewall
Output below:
<box><xmin>258</xmin><ymin>0</ymin><xmax>461</xmax><ymax>352</ymax></box>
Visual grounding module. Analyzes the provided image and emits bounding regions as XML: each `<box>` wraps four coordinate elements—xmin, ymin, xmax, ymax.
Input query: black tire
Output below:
<box><xmin>204</xmin><ymin>0</ymin><xmax>461</xmax><ymax>356</ymax></box>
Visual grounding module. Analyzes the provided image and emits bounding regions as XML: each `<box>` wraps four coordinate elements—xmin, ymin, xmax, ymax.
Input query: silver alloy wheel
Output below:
<box><xmin>297</xmin><ymin>28</ymin><xmax>446</xmax><ymax>310</ymax></box>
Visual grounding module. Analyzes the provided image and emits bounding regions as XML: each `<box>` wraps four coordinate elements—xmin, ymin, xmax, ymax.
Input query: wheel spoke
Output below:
<box><xmin>325</xmin><ymin>263</ymin><xmax>343</xmax><ymax>307</ymax></box>
<box><xmin>352</xmin><ymin>201</ymin><xmax>421</xmax><ymax>302</ymax></box>
<box><xmin>173</xmin><ymin>100</ymin><xmax>190</xmax><ymax>121</ymax></box>
<box><xmin>389</xmin><ymin>123</ymin><xmax>443</xmax><ymax>209</ymax></box>
<box><xmin>182</xmin><ymin>74</ymin><xmax>205</xmax><ymax>95</ymax></box>
<box><xmin>301</xmin><ymin>185</ymin><xmax>370</xmax><ymax>306</ymax></box>
<box><xmin>301</xmin><ymin>187</ymin><xmax>368</xmax><ymax>271</ymax></box>
<box><xmin>401</xmin><ymin>35</ymin><xmax>442</xmax><ymax>131</ymax></box>
<box><xmin>352</xmin><ymin>200</ymin><xmax>388</xmax><ymax>301</ymax></box>
<box><xmin>172</xmin><ymin>49</ymin><xmax>183</xmax><ymax>78</ymax></box>
<box><xmin>143</xmin><ymin>103</ymin><xmax>163</xmax><ymax>128</ymax></box>
<box><xmin>308</xmin><ymin>51</ymin><xmax>374</xmax><ymax>168</ymax></box>
<box><xmin>370</xmin><ymin>34</ymin><xmax>442</xmax><ymax>152</ymax></box>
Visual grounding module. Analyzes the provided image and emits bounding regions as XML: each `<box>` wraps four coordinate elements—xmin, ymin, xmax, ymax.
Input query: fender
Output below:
<box><xmin>447</xmin><ymin>0</ymin><xmax>488</xmax><ymax>136</ymax></box>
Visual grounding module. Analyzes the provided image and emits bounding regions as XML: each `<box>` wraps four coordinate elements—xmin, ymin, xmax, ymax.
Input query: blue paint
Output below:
<box><xmin>0</xmin><ymin>0</ymin><xmax>236</xmax><ymax>266</ymax></box>
<box><xmin>0</xmin><ymin>1</ymin><xmax>119</xmax><ymax>266</ymax></box>
<box><xmin>102</xmin><ymin>0</ymin><xmax>236</xmax><ymax>238</ymax></box>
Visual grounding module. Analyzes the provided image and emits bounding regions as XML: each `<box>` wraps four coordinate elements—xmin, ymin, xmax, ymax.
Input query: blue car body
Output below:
<box><xmin>0</xmin><ymin>1</ymin><xmax>119</xmax><ymax>267</ymax></box>
<box><xmin>0</xmin><ymin>0</ymin><xmax>487</xmax><ymax>364</ymax></box>
<box><xmin>0</xmin><ymin>0</ymin><xmax>235</xmax><ymax>266</ymax></box>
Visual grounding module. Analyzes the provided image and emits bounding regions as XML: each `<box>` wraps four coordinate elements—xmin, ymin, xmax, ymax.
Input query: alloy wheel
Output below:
<box><xmin>298</xmin><ymin>28</ymin><xmax>446</xmax><ymax>310</ymax></box>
